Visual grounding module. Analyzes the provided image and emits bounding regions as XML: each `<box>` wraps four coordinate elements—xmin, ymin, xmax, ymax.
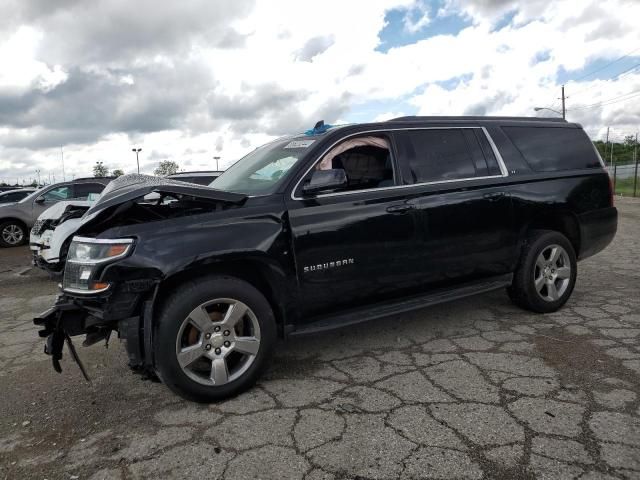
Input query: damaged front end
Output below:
<box><xmin>33</xmin><ymin>236</ymin><xmax>160</xmax><ymax>380</ymax></box>
<box><xmin>33</xmin><ymin>174</ymin><xmax>248</xmax><ymax>382</ymax></box>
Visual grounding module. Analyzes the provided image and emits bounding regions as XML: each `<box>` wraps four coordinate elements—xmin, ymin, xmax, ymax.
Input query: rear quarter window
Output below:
<box><xmin>503</xmin><ymin>126</ymin><xmax>601</xmax><ymax>172</ymax></box>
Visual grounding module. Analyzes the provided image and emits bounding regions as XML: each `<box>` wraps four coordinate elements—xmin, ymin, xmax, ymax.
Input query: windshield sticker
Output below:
<box><xmin>284</xmin><ymin>139</ymin><xmax>316</xmax><ymax>149</ymax></box>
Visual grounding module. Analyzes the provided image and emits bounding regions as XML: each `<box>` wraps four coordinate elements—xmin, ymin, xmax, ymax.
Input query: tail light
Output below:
<box><xmin>608</xmin><ymin>174</ymin><xmax>615</xmax><ymax>207</ymax></box>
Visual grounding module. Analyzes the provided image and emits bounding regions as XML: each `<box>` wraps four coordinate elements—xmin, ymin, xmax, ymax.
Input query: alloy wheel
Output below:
<box><xmin>533</xmin><ymin>244</ymin><xmax>571</xmax><ymax>302</ymax></box>
<box><xmin>175</xmin><ymin>298</ymin><xmax>261</xmax><ymax>386</ymax></box>
<box><xmin>2</xmin><ymin>224</ymin><xmax>24</xmax><ymax>245</ymax></box>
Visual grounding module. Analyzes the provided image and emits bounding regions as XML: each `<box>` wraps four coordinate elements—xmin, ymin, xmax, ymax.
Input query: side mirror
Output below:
<box><xmin>34</xmin><ymin>195</ymin><xmax>45</xmax><ymax>204</ymax></box>
<box><xmin>302</xmin><ymin>169</ymin><xmax>348</xmax><ymax>195</ymax></box>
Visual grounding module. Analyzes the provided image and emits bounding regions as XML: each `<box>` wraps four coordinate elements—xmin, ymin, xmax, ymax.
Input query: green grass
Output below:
<box><xmin>613</xmin><ymin>177</ymin><xmax>639</xmax><ymax>197</ymax></box>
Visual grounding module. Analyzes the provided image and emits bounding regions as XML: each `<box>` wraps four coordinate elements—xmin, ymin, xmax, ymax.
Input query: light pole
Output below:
<box><xmin>35</xmin><ymin>169</ymin><xmax>41</xmax><ymax>186</ymax></box>
<box><xmin>132</xmin><ymin>148</ymin><xmax>142</xmax><ymax>174</ymax></box>
<box><xmin>533</xmin><ymin>107</ymin><xmax>563</xmax><ymax>117</ymax></box>
<box><xmin>213</xmin><ymin>156</ymin><xmax>221</xmax><ymax>171</ymax></box>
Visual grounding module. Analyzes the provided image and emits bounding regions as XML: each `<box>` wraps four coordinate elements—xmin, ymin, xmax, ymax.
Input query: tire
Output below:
<box><xmin>508</xmin><ymin>230</ymin><xmax>577</xmax><ymax>313</ymax></box>
<box><xmin>154</xmin><ymin>275</ymin><xmax>276</xmax><ymax>402</ymax></box>
<box><xmin>0</xmin><ymin>221</ymin><xmax>27</xmax><ymax>247</ymax></box>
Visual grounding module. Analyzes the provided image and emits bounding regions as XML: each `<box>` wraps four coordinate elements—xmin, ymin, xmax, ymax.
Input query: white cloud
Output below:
<box><xmin>1</xmin><ymin>0</ymin><xmax>640</xmax><ymax>183</ymax></box>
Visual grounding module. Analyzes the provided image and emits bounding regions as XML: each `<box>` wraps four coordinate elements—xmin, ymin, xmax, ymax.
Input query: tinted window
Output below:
<box><xmin>474</xmin><ymin>129</ymin><xmax>502</xmax><ymax>176</ymax></box>
<box><xmin>395</xmin><ymin>129</ymin><xmax>482</xmax><ymax>183</ymax></box>
<box><xmin>0</xmin><ymin>191</ymin><xmax>28</xmax><ymax>202</ymax></box>
<box><xmin>503</xmin><ymin>126</ymin><xmax>601</xmax><ymax>172</ymax></box>
<box><xmin>74</xmin><ymin>183</ymin><xmax>106</xmax><ymax>199</ymax></box>
<box><xmin>173</xmin><ymin>176</ymin><xmax>216</xmax><ymax>185</ymax></box>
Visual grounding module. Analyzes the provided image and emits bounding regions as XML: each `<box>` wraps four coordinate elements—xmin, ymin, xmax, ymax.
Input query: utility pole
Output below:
<box><xmin>604</xmin><ymin>126</ymin><xmax>610</xmax><ymax>160</ymax></box>
<box><xmin>634</xmin><ymin>132</ymin><xmax>639</xmax><ymax>198</ymax></box>
<box><xmin>610</xmin><ymin>141</ymin><xmax>616</xmax><ymax>191</ymax></box>
<box><xmin>560</xmin><ymin>85</ymin><xmax>566</xmax><ymax>120</ymax></box>
<box><xmin>61</xmin><ymin>147</ymin><xmax>65</xmax><ymax>181</ymax></box>
<box><xmin>36</xmin><ymin>169</ymin><xmax>41</xmax><ymax>186</ymax></box>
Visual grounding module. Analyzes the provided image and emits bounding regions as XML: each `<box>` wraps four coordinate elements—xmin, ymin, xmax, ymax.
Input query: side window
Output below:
<box><xmin>312</xmin><ymin>135</ymin><xmax>394</xmax><ymax>192</ymax></box>
<box><xmin>474</xmin><ymin>129</ymin><xmax>502</xmax><ymax>176</ymax></box>
<box><xmin>73</xmin><ymin>183</ymin><xmax>106</xmax><ymax>200</ymax></box>
<box><xmin>395</xmin><ymin>129</ymin><xmax>480</xmax><ymax>184</ymax></box>
<box><xmin>42</xmin><ymin>186</ymin><xmax>72</xmax><ymax>202</ymax></box>
<box><xmin>503</xmin><ymin>126</ymin><xmax>601</xmax><ymax>172</ymax></box>
<box><xmin>2</xmin><ymin>192</ymin><xmax>24</xmax><ymax>202</ymax></box>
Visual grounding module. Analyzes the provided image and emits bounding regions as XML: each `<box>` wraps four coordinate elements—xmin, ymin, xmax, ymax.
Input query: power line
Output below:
<box><xmin>540</xmin><ymin>47</ymin><xmax>640</xmax><ymax>108</ymax></box>
<box><xmin>569</xmin><ymin>89</ymin><xmax>640</xmax><ymax>111</ymax></box>
<box><xmin>569</xmin><ymin>61</ymin><xmax>640</xmax><ymax>98</ymax></box>
<box><xmin>571</xmin><ymin>46</ymin><xmax>640</xmax><ymax>83</ymax></box>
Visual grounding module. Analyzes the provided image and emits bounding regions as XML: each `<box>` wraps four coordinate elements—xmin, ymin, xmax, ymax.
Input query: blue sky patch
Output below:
<box><xmin>377</xmin><ymin>1</ymin><xmax>470</xmax><ymax>53</ymax></box>
<box><xmin>436</xmin><ymin>73</ymin><xmax>473</xmax><ymax>91</ymax></box>
<box><xmin>557</xmin><ymin>55</ymin><xmax>640</xmax><ymax>85</ymax></box>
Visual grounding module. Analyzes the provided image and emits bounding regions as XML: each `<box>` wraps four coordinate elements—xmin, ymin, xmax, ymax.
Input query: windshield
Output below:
<box><xmin>209</xmin><ymin>137</ymin><xmax>315</xmax><ymax>195</ymax></box>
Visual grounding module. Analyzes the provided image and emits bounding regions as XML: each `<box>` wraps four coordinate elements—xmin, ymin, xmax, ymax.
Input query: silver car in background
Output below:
<box><xmin>0</xmin><ymin>178</ymin><xmax>111</xmax><ymax>247</ymax></box>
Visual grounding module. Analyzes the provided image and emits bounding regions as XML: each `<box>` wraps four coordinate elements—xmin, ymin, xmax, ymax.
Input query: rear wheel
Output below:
<box><xmin>508</xmin><ymin>230</ymin><xmax>577</xmax><ymax>313</ymax></box>
<box><xmin>0</xmin><ymin>221</ymin><xmax>27</xmax><ymax>247</ymax></box>
<box><xmin>154</xmin><ymin>275</ymin><xmax>276</xmax><ymax>402</ymax></box>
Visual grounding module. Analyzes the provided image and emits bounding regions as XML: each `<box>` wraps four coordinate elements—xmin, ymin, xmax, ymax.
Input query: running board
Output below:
<box><xmin>287</xmin><ymin>274</ymin><xmax>512</xmax><ymax>337</ymax></box>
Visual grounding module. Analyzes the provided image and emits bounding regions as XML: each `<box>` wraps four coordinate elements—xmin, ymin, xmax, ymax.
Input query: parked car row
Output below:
<box><xmin>22</xmin><ymin>171</ymin><xmax>222</xmax><ymax>273</ymax></box>
<box><xmin>0</xmin><ymin>188</ymin><xmax>37</xmax><ymax>204</ymax></box>
<box><xmin>32</xmin><ymin>117</ymin><xmax>617</xmax><ymax>403</ymax></box>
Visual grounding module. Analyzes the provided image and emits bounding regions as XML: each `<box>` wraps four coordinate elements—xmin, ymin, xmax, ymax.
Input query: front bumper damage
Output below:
<box><xmin>33</xmin><ymin>286</ymin><xmax>157</xmax><ymax>381</ymax></box>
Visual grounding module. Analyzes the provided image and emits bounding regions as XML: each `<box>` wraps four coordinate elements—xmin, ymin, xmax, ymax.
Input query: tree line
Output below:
<box><xmin>594</xmin><ymin>135</ymin><xmax>638</xmax><ymax>165</ymax></box>
<box><xmin>92</xmin><ymin>160</ymin><xmax>180</xmax><ymax>177</ymax></box>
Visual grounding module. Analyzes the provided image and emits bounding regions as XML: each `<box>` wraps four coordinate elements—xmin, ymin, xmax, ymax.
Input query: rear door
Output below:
<box><xmin>393</xmin><ymin>127</ymin><xmax>518</xmax><ymax>288</ymax></box>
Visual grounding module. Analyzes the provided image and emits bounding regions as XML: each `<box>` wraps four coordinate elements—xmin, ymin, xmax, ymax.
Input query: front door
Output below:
<box><xmin>286</xmin><ymin>133</ymin><xmax>422</xmax><ymax>320</ymax></box>
<box><xmin>31</xmin><ymin>184</ymin><xmax>74</xmax><ymax>223</ymax></box>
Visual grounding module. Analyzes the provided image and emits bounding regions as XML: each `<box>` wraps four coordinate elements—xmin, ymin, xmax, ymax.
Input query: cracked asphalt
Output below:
<box><xmin>1</xmin><ymin>198</ymin><xmax>639</xmax><ymax>480</ymax></box>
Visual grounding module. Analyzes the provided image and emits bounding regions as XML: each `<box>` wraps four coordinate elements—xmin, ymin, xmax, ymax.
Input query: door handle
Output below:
<box><xmin>386</xmin><ymin>204</ymin><xmax>415</xmax><ymax>214</ymax></box>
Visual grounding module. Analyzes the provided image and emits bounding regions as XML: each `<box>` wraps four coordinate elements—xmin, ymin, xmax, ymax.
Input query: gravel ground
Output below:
<box><xmin>1</xmin><ymin>198</ymin><xmax>639</xmax><ymax>480</ymax></box>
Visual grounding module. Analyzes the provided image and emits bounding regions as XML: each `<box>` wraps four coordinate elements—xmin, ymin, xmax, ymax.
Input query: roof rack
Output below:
<box><xmin>388</xmin><ymin>115</ymin><xmax>567</xmax><ymax>123</ymax></box>
<box><xmin>73</xmin><ymin>176</ymin><xmax>116</xmax><ymax>181</ymax></box>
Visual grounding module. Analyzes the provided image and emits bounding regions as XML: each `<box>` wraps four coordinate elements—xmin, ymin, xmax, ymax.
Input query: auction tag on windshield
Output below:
<box><xmin>284</xmin><ymin>139</ymin><xmax>316</xmax><ymax>149</ymax></box>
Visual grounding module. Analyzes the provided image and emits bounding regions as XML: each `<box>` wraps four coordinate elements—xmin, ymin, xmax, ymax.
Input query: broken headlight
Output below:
<box><xmin>62</xmin><ymin>237</ymin><xmax>134</xmax><ymax>293</ymax></box>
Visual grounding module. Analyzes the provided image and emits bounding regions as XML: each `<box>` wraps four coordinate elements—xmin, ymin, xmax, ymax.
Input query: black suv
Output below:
<box><xmin>35</xmin><ymin>117</ymin><xmax>617</xmax><ymax>401</ymax></box>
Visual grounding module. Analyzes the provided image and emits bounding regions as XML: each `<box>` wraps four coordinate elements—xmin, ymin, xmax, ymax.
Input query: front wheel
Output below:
<box><xmin>154</xmin><ymin>275</ymin><xmax>276</xmax><ymax>402</ymax></box>
<box><xmin>508</xmin><ymin>230</ymin><xmax>577</xmax><ymax>313</ymax></box>
<box><xmin>0</xmin><ymin>221</ymin><xmax>27</xmax><ymax>247</ymax></box>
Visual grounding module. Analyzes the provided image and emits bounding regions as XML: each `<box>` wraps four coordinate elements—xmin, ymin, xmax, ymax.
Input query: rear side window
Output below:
<box><xmin>503</xmin><ymin>126</ymin><xmax>601</xmax><ymax>172</ymax></box>
<box><xmin>74</xmin><ymin>183</ymin><xmax>106</xmax><ymax>200</ymax></box>
<box><xmin>174</xmin><ymin>176</ymin><xmax>216</xmax><ymax>185</ymax></box>
<box><xmin>1</xmin><ymin>192</ymin><xmax>27</xmax><ymax>202</ymax></box>
<box><xmin>395</xmin><ymin>128</ymin><xmax>496</xmax><ymax>184</ymax></box>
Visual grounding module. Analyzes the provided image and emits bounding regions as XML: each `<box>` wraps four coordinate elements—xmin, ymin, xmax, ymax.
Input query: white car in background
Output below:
<box><xmin>30</xmin><ymin>195</ymin><xmax>99</xmax><ymax>275</ymax></box>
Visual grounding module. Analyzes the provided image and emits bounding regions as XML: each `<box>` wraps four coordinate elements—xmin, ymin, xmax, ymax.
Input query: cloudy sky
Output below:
<box><xmin>1</xmin><ymin>0</ymin><xmax>639</xmax><ymax>184</ymax></box>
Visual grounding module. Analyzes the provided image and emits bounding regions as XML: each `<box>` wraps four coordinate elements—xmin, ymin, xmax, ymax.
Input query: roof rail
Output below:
<box><xmin>388</xmin><ymin>115</ymin><xmax>567</xmax><ymax>123</ymax></box>
<box><xmin>73</xmin><ymin>176</ymin><xmax>116</xmax><ymax>181</ymax></box>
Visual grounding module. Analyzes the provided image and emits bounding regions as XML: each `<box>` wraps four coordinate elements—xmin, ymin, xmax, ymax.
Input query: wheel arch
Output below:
<box><xmin>522</xmin><ymin>210</ymin><xmax>581</xmax><ymax>257</ymax></box>
<box><xmin>154</xmin><ymin>255</ymin><xmax>293</xmax><ymax>337</ymax></box>
<box><xmin>0</xmin><ymin>217</ymin><xmax>28</xmax><ymax>229</ymax></box>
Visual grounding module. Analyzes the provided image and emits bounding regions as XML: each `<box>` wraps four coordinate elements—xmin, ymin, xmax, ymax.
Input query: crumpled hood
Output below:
<box><xmin>84</xmin><ymin>173</ymin><xmax>247</xmax><ymax>216</ymax></box>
